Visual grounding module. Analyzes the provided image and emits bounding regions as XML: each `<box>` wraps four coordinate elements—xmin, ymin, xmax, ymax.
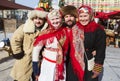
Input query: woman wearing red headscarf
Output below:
<box><xmin>78</xmin><ymin>5</ymin><xmax>106</xmax><ymax>81</ymax></box>
<box><xmin>32</xmin><ymin>9</ymin><xmax>70</xmax><ymax>81</ymax></box>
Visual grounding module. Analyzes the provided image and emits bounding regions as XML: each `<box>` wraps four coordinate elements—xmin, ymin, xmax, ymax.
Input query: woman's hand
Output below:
<box><xmin>92</xmin><ymin>63</ymin><xmax>103</xmax><ymax>78</ymax></box>
<box><xmin>35</xmin><ymin>75</ymin><xmax>39</xmax><ymax>81</ymax></box>
<box><xmin>92</xmin><ymin>71</ymin><xmax>100</xmax><ymax>78</ymax></box>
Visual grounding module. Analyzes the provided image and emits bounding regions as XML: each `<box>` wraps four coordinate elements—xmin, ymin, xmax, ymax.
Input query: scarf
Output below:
<box><xmin>34</xmin><ymin>26</ymin><xmax>69</xmax><ymax>81</ymax></box>
<box><xmin>69</xmin><ymin>23</ymin><xmax>85</xmax><ymax>81</ymax></box>
<box><xmin>77</xmin><ymin>21</ymin><xmax>104</xmax><ymax>33</ymax></box>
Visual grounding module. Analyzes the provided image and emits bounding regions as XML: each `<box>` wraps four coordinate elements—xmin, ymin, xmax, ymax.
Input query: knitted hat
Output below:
<box><xmin>60</xmin><ymin>5</ymin><xmax>78</xmax><ymax>18</ymax></box>
<box><xmin>27</xmin><ymin>7</ymin><xmax>48</xmax><ymax>19</ymax></box>
<box><xmin>23</xmin><ymin>7</ymin><xmax>48</xmax><ymax>33</ymax></box>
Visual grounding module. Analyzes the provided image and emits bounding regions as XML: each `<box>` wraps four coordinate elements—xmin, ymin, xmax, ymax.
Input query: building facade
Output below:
<box><xmin>37</xmin><ymin>0</ymin><xmax>120</xmax><ymax>12</ymax></box>
<box><xmin>64</xmin><ymin>0</ymin><xmax>120</xmax><ymax>12</ymax></box>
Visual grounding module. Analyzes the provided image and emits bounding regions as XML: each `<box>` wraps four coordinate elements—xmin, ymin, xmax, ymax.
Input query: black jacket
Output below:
<box><xmin>84</xmin><ymin>21</ymin><xmax>106</xmax><ymax>65</ymax></box>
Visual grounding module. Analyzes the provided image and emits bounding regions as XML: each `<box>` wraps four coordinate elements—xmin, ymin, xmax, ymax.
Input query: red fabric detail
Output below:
<box><xmin>34</xmin><ymin>27</ymin><xmax>64</xmax><ymax>46</ymax></box>
<box><xmin>68</xmin><ymin>28</ymin><xmax>84</xmax><ymax>81</ymax></box>
<box><xmin>45</xmin><ymin>47</ymin><xmax>59</xmax><ymax>51</ymax></box>
<box><xmin>58</xmin><ymin>61</ymin><xmax>64</xmax><ymax>80</ymax></box>
<box><xmin>34</xmin><ymin>27</ymin><xmax>70</xmax><ymax>81</ymax></box>
<box><xmin>76</xmin><ymin>22</ymin><xmax>84</xmax><ymax>30</ymax></box>
<box><xmin>44</xmin><ymin>53</ymin><xmax>65</xmax><ymax>80</ymax></box>
<box><xmin>56</xmin><ymin>28</ymin><xmax>70</xmax><ymax>80</ymax></box>
<box><xmin>59</xmin><ymin>9</ymin><xmax>63</xmax><ymax>17</ymax></box>
<box><xmin>95</xmin><ymin>12</ymin><xmax>108</xmax><ymax>19</ymax></box>
<box><xmin>80</xmin><ymin>34</ymin><xmax>84</xmax><ymax>40</ymax></box>
<box><xmin>62</xmin><ymin>28</ymin><xmax>70</xmax><ymax>56</ymax></box>
<box><xmin>77</xmin><ymin>21</ymin><xmax>104</xmax><ymax>33</ymax></box>
<box><xmin>43</xmin><ymin>56</ymin><xmax>56</xmax><ymax>63</ymax></box>
<box><xmin>34</xmin><ymin>7</ymin><xmax>44</xmax><ymax>11</ymax></box>
<box><xmin>55</xmin><ymin>55</ymin><xmax>65</xmax><ymax>80</ymax></box>
<box><xmin>78</xmin><ymin>5</ymin><xmax>93</xmax><ymax>14</ymax></box>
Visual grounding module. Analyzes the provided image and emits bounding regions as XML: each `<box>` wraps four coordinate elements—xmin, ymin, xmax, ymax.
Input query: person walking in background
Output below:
<box><xmin>32</xmin><ymin>9</ymin><xmax>70</xmax><ymax>81</ymax></box>
<box><xmin>114</xmin><ymin>20</ymin><xmax>120</xmax><ymax>48</ymax></box>
<box><xmin>116</xmin><ymin>20</ymin><xmax>120</xmax><ymax>47</ymax></box>
<box><xmin>61</xmin><ymin>5</ymin><xmax>85</xmax><ymax>81</ymax></box>
<box><xmin>10</xmin><ymin>7</ymin><xmax>48</xmax><ymax>81</ymax></box>
<box><xmin>78</xmin><ymin>5</ymin><xmax>106</xmax><ymax>81</ymax></box>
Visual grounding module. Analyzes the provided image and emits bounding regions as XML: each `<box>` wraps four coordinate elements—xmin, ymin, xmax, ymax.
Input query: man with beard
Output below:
<box><xmin>10</xmin><ymin>8</ymin><xmax>48</xmax><ymax>81</ymax></box>
<box><xmin>61</xmin><ymin>5</ymin><xmax>85</xmax><ymax>81</ymax></box>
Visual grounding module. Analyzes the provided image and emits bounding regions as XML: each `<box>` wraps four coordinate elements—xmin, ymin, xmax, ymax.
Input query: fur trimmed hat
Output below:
<box><xmin>60</xmin><ymin>5</ymin><xmax>78</xmax><ymax>18</ymax></box>
<box><xmin>27</xmin><ymin>7</ymin><xmax>48</xmax><ymax>19</ymax></box>
<box><xmin>23</xmin><ymin>7</ymin><xmax>48</xmax><ymax>33</ymax></box>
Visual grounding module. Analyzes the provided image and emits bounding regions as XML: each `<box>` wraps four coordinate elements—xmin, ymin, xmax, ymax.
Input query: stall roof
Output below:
<box><xmin>95</xmin><ymin>12</ymin><xmax>108</xmax><ymax>19</ymax></box>
<box><xmin>0</xmin><ymin>0</ymin><xmax>33</xmax><ymax>10</ymax></box>
<box><xmin>95</xmin><ymin>11</ymin><xmax>120</xmax><ymax>19</ymax></box>
<box><xmin>107</xmin><ymin>11</ymin><xmax>120</xmax><ymax>19</ymax></box>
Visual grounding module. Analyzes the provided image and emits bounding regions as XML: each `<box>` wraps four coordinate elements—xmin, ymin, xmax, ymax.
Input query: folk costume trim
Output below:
<box><xmin>69</xmin><ymin>23</ymin><xmax>85</xmax><ymax>81</ymax></box>
<box><xmin>33</xmin><ymin>27</ymin><xmax>69</xmax><ymax>81</ymax></box>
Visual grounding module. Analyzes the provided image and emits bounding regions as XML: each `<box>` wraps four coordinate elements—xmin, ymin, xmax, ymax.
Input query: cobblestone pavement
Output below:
<box><xmin>0</xmin><ymin>46</ymin><xmax>120</xmax><ymax>81</ymax></box>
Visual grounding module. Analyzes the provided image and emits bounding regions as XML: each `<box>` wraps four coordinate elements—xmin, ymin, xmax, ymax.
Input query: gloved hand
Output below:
<box><xmin>92</xmin><ymin>63</ymin><xmax>103</xmax><ymax>78</ymax></box>
<box><xmin>12</xmin><ymin>51</ymin><xmax>24</xmax><ymax>59</ymax></box>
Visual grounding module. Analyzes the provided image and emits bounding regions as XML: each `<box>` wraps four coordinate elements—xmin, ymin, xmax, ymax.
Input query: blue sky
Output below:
<box><xmin>15</xmin><ymin>0</ymin><xmax>39</xmax><ymax>8</ymax></box>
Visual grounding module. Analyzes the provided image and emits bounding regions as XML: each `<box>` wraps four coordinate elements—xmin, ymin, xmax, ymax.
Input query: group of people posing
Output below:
<box><xmin>10</xmin><ymin>5</ymin><xmax>106</xmax><ymax>81</ymax></box>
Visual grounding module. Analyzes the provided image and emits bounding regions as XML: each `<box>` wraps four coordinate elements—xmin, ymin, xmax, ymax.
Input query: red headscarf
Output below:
<box><xmin>78</xmin><ymin>5</ymin><xmax>94</xmax><ymax>22</ymax></box>
<box><xmin>78</xmin><ymin>5</ymin><xmax>93</xmax><ymax>14</ymax></box>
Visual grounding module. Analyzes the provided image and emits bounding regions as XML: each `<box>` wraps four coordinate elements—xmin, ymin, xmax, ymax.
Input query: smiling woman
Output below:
<box><xmin>78</xmin><ymin>5</ymin><xmax>106</xmax><ymax>81</ymax></box>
